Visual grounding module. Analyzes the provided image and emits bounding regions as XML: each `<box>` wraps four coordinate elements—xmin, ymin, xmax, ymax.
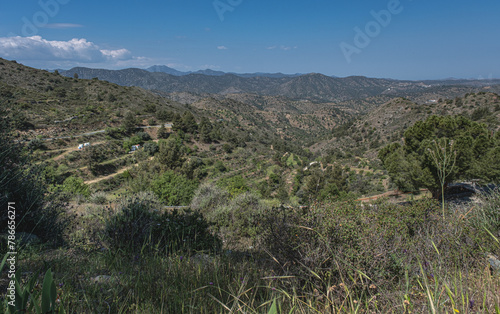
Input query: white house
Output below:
<box><xmin>78</xmin><ymin>143</ymin><xmax>91</xmax><ymax>150</ymax></box>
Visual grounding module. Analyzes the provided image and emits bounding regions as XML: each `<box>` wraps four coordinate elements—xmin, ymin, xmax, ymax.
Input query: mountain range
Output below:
<box><xmin>60</xmin><ymin>66</ymin><xmax>500</xmax><ymax>104</ymax></box>
<box><xmin>145</xmin><ymin>65</ymin><xmax>303</xmax><ymax>78</ymax></box>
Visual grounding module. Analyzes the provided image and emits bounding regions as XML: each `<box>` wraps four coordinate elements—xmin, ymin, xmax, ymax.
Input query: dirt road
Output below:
<box><xmin>52</xmin><ymin>141</ymin><xmax>105</xmax><ymax>161</ymax></box>
<box><xmin>84</xmin><ymin>164</ymin><xmax>137</xmax><ymax>185</ymax></box>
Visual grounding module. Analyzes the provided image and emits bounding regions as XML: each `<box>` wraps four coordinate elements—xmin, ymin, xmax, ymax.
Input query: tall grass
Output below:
<box><xmin>5</xmin><ymin>191</ymin><xmax>500</xmax><ymax>313</ymax></box>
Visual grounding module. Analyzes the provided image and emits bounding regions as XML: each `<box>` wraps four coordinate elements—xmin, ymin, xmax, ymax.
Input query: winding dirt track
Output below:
<box><xmin>84</xmin><ymin>157</ymin><xmax>154</xmax><ymax>185</ymax></box>
<box><xmin>355</xmin><ymin>189</ymin><xmax>429</xmax><ymax>202</ymax></box>
<box><xmin>84</xmin><ymin>164</ymin><xmax>137</xmax><ymax>185</ymax></box>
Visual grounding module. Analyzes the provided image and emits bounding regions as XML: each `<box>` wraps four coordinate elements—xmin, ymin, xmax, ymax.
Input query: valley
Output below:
<box><xmin>1</xmin><ymin>58</ymin><xmax>500</xmax><ymax>313</ymax></box>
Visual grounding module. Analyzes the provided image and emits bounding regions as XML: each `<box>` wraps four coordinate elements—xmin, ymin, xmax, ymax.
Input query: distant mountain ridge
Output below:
<box><xmin>60</xmin><ymin>67</ymin><xmax>401</xmax><ymax>102</ymax></box>
<box><xmin>145</xmin><ymin>65</ymin><xmax>303</xmax><ymax>78</ymax></box>
<box><xmin>60</xmin><ymin>66</ymin><xmax>500</xmax><ymax>103</ymax></box>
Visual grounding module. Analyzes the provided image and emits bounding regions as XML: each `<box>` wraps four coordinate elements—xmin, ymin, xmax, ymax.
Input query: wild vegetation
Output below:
<box><xmin>1</xmin><ymin>59</ymin><xmax>500</xmax><ymax>313</ymax></box>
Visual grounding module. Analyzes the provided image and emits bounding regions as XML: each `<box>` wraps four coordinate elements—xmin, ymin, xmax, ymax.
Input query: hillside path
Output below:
<box><xmin>52</xmin><ymin>141</ymin><xmax>105</xmax><ymax>161</ymax></box>
<box><xmin>40</xmin><ymin>124</ymin><xmax>172</xmax><ymax>141</ymax></box>
<box><xmin>84</xmin><ymin>165</ymin><xmax>135</xmax><ymax>185</ymax></box>
<box><xmin>84</xmin><ymin>157</ymin><xmax>154</xmax><ymax>185</ymax></box>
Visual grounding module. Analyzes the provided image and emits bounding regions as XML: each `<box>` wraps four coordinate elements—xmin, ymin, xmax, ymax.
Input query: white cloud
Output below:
<box><xmin>101</xmin><ymin>49</ymin><xmax>132</xmax><ymax>60</ymax></box>
<box><xmin>217</xmin><ymin>46</ymin><xmax>228</xmax><ymax>50</ymax></box>
<box><xmin>266</xmin><ymin>45</ymin><xmax>298</xmax><ymax>51</ymax></box>
<box><xmin>0</xmin><ymin>36</ymin><xmax>134</xmax><ymax>64</ymax></box>
<box><xmin>42</xmin><ymin>23</ymin><xmax>84</xmax><ymax>29</ymax></box>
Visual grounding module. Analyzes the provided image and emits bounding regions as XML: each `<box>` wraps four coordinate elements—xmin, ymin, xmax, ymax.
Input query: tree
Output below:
<box><xmin>143</xmin><ymin>141</ymin><xmax>159</xmax><ymax>156</ymax></box>
<box><xmin>172</xmin><ymin>113</ymin><xmax>183</xmax><ymax>132</ymax></box>
<box><xmin>181</xmin><ymin>111</ymin><xmax>198</xmax><ymax>134</ymax></box>
<box><xmin>157</xmin><ymin>136</ymin><xmax>184</xmax><ymax>169</ymax></box>
<box><xmin>156</xmin><ymin>109</ymin><xmax>172</xmax><ymax>122</ymax></box>
<box><xmin>199</xmin><ymin>117</ymin><xmax>213</xmax><ymax>143</ymax></box>
<box><xmin>122</xmin><ymin>111</ymin><xmax>137</xmax><ymax>134</ymax></box>
<box><xmin>379</xmin><ymin>115</ymin><xmax>499</xmax><ymax>198</ymax></box>
<box><xmin>81</xmin><ymin>146</ymin><xmax>103</xmax><ymax>175</ymax></box>
<box><xmin>428</xmin><ymin>138</ymin><xmax>457</xmax><ymax>218</ymax></box>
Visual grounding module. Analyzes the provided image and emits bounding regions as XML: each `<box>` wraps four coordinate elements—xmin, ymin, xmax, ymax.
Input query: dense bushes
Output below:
<box><xmin>105</xmin><ymin>193</ymin><xmax>220</xmax><ymax>253</ymax></box>
<box><xmin>0</xmin><ymin>115</ymin><xmax>66</xmax><ymax>243</ymax></box>
<box><xmin>143</xmin><ymin>141</ymin><xmax>159</xmax><ymax>156</ymax></box>
<box><xmin>217</xmin><ymin>175</ymin><xmax>249</xmax><ymax>197</ymax></box>
<box><xmin>190</xmin><ymin>184</ymin><xmax>270</xmax><ymax>244</ymax></box>
<box><xmin>62</xmin><ymin>176</ymin><xmax>90</xmax><ymax>197</ymax></box>
<box><xmin>151</xmin><ymin>170</ymin><xmax>198</xmax><ymax>205</ymax></box>
<box><xmin>259</xmin><ymin>198</ymin><xmax>489</xmax><ymax>291</ymax></box>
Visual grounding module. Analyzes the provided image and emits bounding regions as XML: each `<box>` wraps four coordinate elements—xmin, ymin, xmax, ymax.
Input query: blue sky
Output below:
<box><xmin>0</xmin><ymin>0</ymin><xmax>499</xmax><ymax>79</ymax></box>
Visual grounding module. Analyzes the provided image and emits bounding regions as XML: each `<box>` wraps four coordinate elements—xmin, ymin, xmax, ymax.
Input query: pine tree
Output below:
<box><xmin>181</xmin><ymin>111</ymin><xmax>198</xmax><ymax>134</ymax></box>
<box><xmin>379</xmin><ymin>115</ymin><xmax>499</xmax><ymax>198</ymax></box>
<box><xmin>122</xmin><ymin>112</ymin><xmax>137</xmax><ymax>134</ymax></box>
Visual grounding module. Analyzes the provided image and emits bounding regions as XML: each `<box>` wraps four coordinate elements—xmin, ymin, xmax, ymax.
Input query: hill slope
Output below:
<box><xmin>313</xmin><ymin>92</ymin><xmax>500</xmax><ymax>158</ymax></box>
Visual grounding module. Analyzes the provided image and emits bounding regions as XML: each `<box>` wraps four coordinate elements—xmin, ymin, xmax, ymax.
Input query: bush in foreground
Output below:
<box><xmin>0</xmin><ymin>115</ymin><xmax>66</xmax><ymax>244</ymax></box>
<box><xmin>105</xmin><ymin>192</ymin><xmax>220</xmax><ymax>253</ymax></box>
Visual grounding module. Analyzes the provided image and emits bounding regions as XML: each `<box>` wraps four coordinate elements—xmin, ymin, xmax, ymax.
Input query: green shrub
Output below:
<box><xmin>27</xmin><ymin>137</ymin><xmax>46</xmax><ymax>150</ymax></box>
<box><xmin>0</xmin><ymin>115</ymin><xmax>66</xmax><ymax>243</ymax></box>
<box><xmin>151</xmin><ymin>171</ymin><xmax>198</xmax><ymax>206</ymax></box>
<box><xmin>62</xmin><ymin>176</ymin><xmax>90</xmax><ymax>197</ymax></box>
<box><xmin>471</xmin><ymin>107</ymin><xmax>490</xmax><ymax>121</ymax></box>
<box><xmin>105</xmin><ymin>193</ymin><xmax>220</xmax><ymax>253</ymax></box>
<box><xmin>214</xmin><ymin>160</ymin><xmax>227</xmax><ymax>173</ymax></box>
<box><xmin>104</xmin><ymin>127</ymin><xmax>124</xmax><ymax>139</ymax></box>
<box><xmin>143</xmin><ymin>141</ymin><xmax>159</xmax><ymax>156</ymax></box>
<box><xmin>89</xmin><ymin>191</ymin><xmax>107</xmax><ymax>205</ymax></box>
<box><xmin>136</xmin><ymin>131</ymin><xmax>152</xmax><ymax>142</ymax></box>
<box><xmin>217</xmin><ymin>175</ymin><xmax>249</xmax><ymax>197</ymax></box>
<box><xmin>260</xmin><ymin>198</ymin><xmax>483</xmax><ymax>290</ymax></box>
<box><xmin>221</xmin><ymin>192</ymin><xmax>270</xmax><ymax>239</ymax></box>
<box><xmin>105</xmin><ymin>194</ymin><xmax>156</xmax><ymax>250</ymax></box>
<box><xmin>190</xmin><ymin>183</ymin><xmax>231</xmax><ymax>221</ymax></box>
<box><xmin>191</xmin><ymin>185</ymin><xmax>270</xmax><ymax>242</ymax></box>
<box><xmin>151</xmin><ymin>209</ymin><xmax>221</xmax><ymax>253</ymax></box>
<box><xmin>122</xmin><ymin>135</ymin><xmax>142</xmax><ymax>151</ymax></box>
